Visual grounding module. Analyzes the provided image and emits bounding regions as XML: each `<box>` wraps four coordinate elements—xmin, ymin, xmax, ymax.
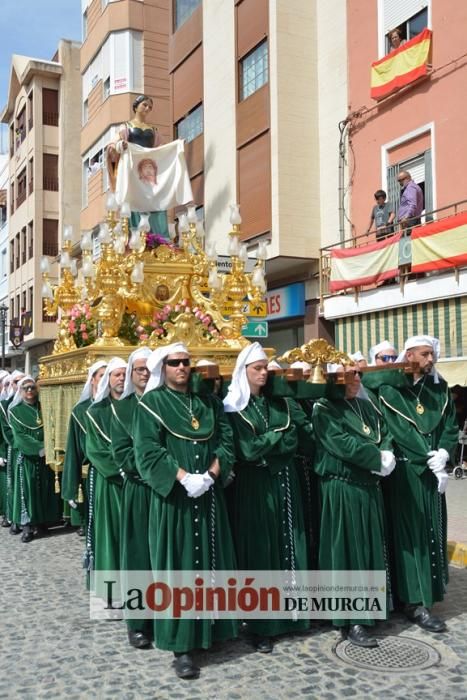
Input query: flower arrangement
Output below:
<box><xmin>68</xmin><ymin>303</ymin><xmax>96</xmax><ymax>347</ymax></box>
<box><xmin>136</xmin><ymin>300</ymin><xmax>223</xmax><ymax>342</ymax></box>
<box><xmin>146</xmin><ymin>233</ymin><xmax>177</xmax><ymax>251</ymax></box>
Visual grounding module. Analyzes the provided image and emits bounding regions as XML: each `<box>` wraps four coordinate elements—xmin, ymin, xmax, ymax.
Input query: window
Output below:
<box><xmin>0</xmin><ymin>250</ymin><xmax>6</xmax><ymax>278</ymax></box>
<box><xmin>240</xmin><ymin>41</ymin><xmax>268</xmax><ymax>101</ymax></box>
<box><xmin>386</xmin><ymin>149</ymin><xmax>432</xmax><ymax>223</ymax></box>
<box><xmin>176</xmin><ymin>104</ymin><xmax>203</xmax><ymax>143</ymax></box>
<box><xmin>82</xmin><ymin>30</ymin><xmax>143</xmax><ymax>104</ymax></box>
<box><xmin>0</xmin><ymin>203</ymin><xmax>6</xmax><ymax>229</ymax></box>
<box><xmin>380</xmin><ymin>0</ymin><xmax>429</xmax><ymax>55</ymax></box>
<box><xmin>27</xmin><ymin>91</ymin><xmax>33</xmax><ymax>130</ymax></box>
<box><xmin>83</xmin><ymin>99</ymin><xmax>89</xmax><ymax>125</ymax></box>
<box><xmin>16</xmin><ymin>168</ymin><xmax>27</xmax><ymax>208</ymax></box>
<box><xmin>42</xmin><ymin>219</ymin><xmax>59</xmax><ymax>257</ymax></box>
<box><xmin>15</xmin><ymin>234</ymin><xmax>20</xmax><ymax>270</ymax></box>
<box><xmin>174</xmin><ymin>0</ymin><xmax>200</xmax><ymax>30</ymax></box>
<box><xmin>43</xmin><ymin>154</ymin><xmax>59</xmax><ymax>191</ymax></box>
<box><xmin>9</xmin><ymin>242</ymin><xmax>14</xmax><ymax>273</ymax></box>
<box><xmin>10</xmin><ymin>182</ymin><xmax>14</xmax><ymax>215</ymax></box>
<box><xmin>82</xmin><ymin>160</ymin><xmax>89</xmax><ymax>208</ymax></box>
<box><xmin>92</xmin><ymin>229</ymin><xmax>101</xmax><ymax>261</ymax></box>
<box><xmin>16</xmin><ymin>107</ymin><xmax>26</xmax><ymax>147</ymax></box>
<box><xmin>28</xmin><ymin>157</ymin><xmax>34</xmax><ymax>195</ymax></box>
<box><xmin>42</xmin><ymin>88</ymin><xmax>59</xmax><ymax>126</ymax></box>
<box><xmin>21</xmin><ymin>227</ymin><xmax>27</xmax><ymax>265</ymax></box>
<box><xmin>386</xmin><ymin>8</ymin><xmax>428</xmax><ymax>51</ymax></box>
<box><xmin>27</xmin><ymin>221</ymin><xmax>33</xmax><ymax>259</ymax></box>
<box><xmin>103</xmin><ymin>77</ymin><xmax>110</xmax><ymax>99</ymax></box>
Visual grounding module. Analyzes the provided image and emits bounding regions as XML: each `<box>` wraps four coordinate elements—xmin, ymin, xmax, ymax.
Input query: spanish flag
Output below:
<box><xmin>370</xmin><ymin>28</ymin><xmax>432</xmax><ymax>100</ymax></box>
<box><xmin>411</xmin><ymin>211</ymin><xmax>467</xmax><ymax>274</ymax></box>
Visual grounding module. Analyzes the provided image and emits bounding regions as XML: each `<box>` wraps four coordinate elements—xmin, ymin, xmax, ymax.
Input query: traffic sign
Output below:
<box><xmin>242</xmin><ymin>321</ymin><xmax>269</xmax><ymax>338</ymax></box>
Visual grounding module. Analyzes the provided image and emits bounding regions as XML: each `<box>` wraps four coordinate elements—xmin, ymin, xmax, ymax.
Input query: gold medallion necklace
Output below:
<box><xmin>407</xmin><ymin>376</ymin><xmax>427</xmax><ymax>415</ymax></box>
<box><xmin>26</xmin><ymin>402</ymin><xmax>42</xmax><ymax>426</ymax></box>
<box><xmin>345</xmin><ymin>398</ymin><xmax>371</xmax><ymax>435</ymax></box>
<box><xmin>166</xmin><ymin>388</ymin><xmax>199</xmax><ymax>430</ymax></box>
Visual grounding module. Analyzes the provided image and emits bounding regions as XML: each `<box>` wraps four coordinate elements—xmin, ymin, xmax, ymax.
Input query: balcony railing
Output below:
<box><xmin>319</xmin><ymin>198</ymin><xmax>467</xmax><ymax>308</ymax></box>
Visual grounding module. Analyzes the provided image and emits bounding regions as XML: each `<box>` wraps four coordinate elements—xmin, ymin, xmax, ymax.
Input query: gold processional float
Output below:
<box><xmin>37</xmin><ymin>195</ymin><xmax>389</xmax><ymax>492</ymax></box>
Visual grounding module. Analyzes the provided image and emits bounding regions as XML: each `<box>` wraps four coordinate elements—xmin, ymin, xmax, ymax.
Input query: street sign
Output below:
<box><xmin>221</xmin><ymin>301</ymin><xmax>267</xmax><ymax>317</ymax></box>
<box><xmin>242</xmin><ymin>321</ymin><xmax>269</xmax><ymax>338</ymax></box>
<box><xmin>217</xmin><ymin>255</ymin><xmax>256</xmax><ymax>274</ymax></box>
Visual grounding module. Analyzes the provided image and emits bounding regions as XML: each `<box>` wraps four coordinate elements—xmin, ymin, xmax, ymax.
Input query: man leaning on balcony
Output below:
<box><xmin>397</xmin><ymin>171</ymin><xmax>424</xmax><ymax>233</ymax></box>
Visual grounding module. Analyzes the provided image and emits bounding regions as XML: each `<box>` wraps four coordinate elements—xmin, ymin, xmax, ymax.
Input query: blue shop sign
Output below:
<box><xmin>265</xmin><ymin>283</ymin><xmax>305</xmax><ymax>321</ymax></box>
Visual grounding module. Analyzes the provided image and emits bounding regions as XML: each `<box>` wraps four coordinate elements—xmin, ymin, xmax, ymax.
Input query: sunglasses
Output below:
<box><xmin>165</xmin><ymin>358</ymin><xmax>190</xmax><ymax>367</ymax></box>
<box><xmin>377</xmin><ymin>354</ymin><xmax>397</xmax><ymax>362</ymax></box>
<box><xmin>22</xmin><ymin>385</ymin><xmax>36</xmax><ymax>391</ymax></box>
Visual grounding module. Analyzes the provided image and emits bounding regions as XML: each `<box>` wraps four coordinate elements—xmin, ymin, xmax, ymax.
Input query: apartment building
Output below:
<box><xmin>320</xmin><ymin>0</ymin><xmax>467</xmax><ymax>384</ymax></box>
<box><xmin>0</xmin><ymin>40</ymin><xmax>81</xmax><ymax>373</ymax></box>
<box><xmin>0</xmin><ymin>154</ymin><xmax>11</xmax><ymax>367</ymax></box>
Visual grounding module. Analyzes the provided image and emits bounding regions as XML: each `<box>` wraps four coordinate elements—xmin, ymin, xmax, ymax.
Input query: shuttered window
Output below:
<box><xmin>383</xmin><ymin>0</ymin><xmax>428</xmax><ymax>33</ymax></box>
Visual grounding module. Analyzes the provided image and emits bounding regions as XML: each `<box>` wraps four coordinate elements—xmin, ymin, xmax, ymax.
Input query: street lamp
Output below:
<box><xmin>0</xmin><ymin>305</ymin><xmax>7</xmax><ymax>370</ymax></box>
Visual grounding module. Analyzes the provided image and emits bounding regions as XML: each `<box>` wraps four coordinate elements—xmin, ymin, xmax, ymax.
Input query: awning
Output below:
<box><xmin>436</xmin><ymin>359</ymin><xmax>467</xmax><ymax>387</ymax></box>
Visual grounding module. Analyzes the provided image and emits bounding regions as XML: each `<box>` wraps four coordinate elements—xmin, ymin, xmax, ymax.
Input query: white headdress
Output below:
<box><xmin>94</xmin><ymin>357</ymin><xmax>127</xmax><ymax>404</ymax></box>
<box><xmin>369</xmin><ymin>340</ymin><xmax>397</xmax><ymax>366</ymax></box>
<box><xmin>9</xmin><ymin>375</ymin><xmax>36</xmax><ymax>411</ymax></box>
<box><xmin>0</xmin><ymin>372</ymin><xmax>10</xmax><ymax>400</ymax></box>
<box><xmin>290</xmin><ymin>361</ymin><xmax>312</xmax><ymax>371</ymax></box>
<box><xmin>267</xmin><ymin>360</ymin><xmax>282</xmax><ymax>370</ymax></box>
<box><xmin>121</xmin><ymin>347</ymin><xmax>152</xmax><ymax>399</ymax></box>
<box><xmin>78</xmin><ymin>360</ymin><xmax>108</xmax><ymax>404</ymax></box>
<box><xmin>223</xmin><ymin>342</ymin><xmax>268</xmax><ymax>413</ymax></box>
<box><xmin>196</xmin><ymin>359</ymin><xmax>216</xmax><ymax>367</ymax></box>
<box><xmin>350</xmin><ymin>351</ymin><xmax>366</xmax><ymax>363</ymax></box>
<box><xmin>144</xmin><ymin>343</ymin><xmax>190</xmax><ymax>395</ymax></box>
<box><xmin>396</xmin><ymin>335</ymin><xmax>441</xmax><ymax>383</ymax></box>
<box><xmin>7</xmin><ymin>370</ymin><xmax>25</xmax><ymax>398</ymax></box>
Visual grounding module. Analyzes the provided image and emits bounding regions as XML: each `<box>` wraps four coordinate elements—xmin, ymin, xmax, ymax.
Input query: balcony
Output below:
<box><xmin>43</xmin><ymin>176</ymin><xmax>59</xmax><ymax>192</ymax></box>
<box><xmin>43</xmin><ymin>112</ymin><xmax>59</xmax><ymax>127</ymax></box>
<box><xmin>320</xmin><ymin>199</ymin><xmax>467</xmax><ymax>310</ymax></box>
<box><xmin>371</xmin><ymin>29</ymin><xmax>432</xmax><ymax>101</ymax></box>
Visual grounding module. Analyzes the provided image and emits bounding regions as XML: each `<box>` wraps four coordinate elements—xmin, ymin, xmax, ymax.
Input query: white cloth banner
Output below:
<box><xmin>115</xmin><ymin>140</ymin><xmax>193</xmax><ymax>212</ymax></box>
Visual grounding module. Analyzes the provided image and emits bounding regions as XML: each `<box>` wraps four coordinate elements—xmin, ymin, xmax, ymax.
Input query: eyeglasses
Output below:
<box><xmin>377</xmin><ymin>354</ymin><xmax>398</xmax><ymax>362</ymax></box>
<box><xmin>22</xmin><ymin>385</ymin><xmax>36</xmax><ymax>391</ymax></box>
<box><xmin>133</xmin><ymin>367</ymin><xmax>150</xmax><ymax>374</ymax></box>
<box><xmin>165</xmin><ymin>358</ymin><xmax>190</xmax><ymax>367</ymax></box>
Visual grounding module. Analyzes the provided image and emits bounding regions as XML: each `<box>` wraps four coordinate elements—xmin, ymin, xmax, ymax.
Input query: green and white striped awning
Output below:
<box><xmin>334</xmin><ymin>296</ymin><xmax>467</xmax><ymax>362</ymax></box>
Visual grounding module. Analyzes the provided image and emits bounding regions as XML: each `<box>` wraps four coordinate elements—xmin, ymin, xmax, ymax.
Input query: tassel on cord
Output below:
<box><xmin>77</xmin><ymin>483</ymin><xmax>84</xmax><ymax>504</ymax></box>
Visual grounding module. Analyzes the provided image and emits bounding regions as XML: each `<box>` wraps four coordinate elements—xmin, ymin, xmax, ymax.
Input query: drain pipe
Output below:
<box><xmin>338</xmin><ymin>118</ymin><xmax>350</xmax><ymax>243</ymax></box>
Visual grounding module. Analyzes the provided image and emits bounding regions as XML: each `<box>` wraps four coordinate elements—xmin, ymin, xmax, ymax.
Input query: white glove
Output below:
<box><xmin>202</xmin><ymin>471</ymin><xmax>215</xmax><ymax>488</ymax></box>
<box><xmin>372</xmin><ymin>450</ymin><xmax>396</xmax><ymax>477</ymax></box>
<box><xmin>180</xmin><ymin>473</ymin><xmax>210</xmax><ymax>498</ymax></box>
<box><xmin>68</xmin><ymin>499</ymin><xmax>78</xmax><ymax>509</ymax></box>
<box><xmin>436</xmin><ymin>470</ymin><xmax>449</xmax><ymax>494</ymax></box>
<box><xmin>427</xmin><ymin>449</ymin><xmax>449</xmax><ymax>473</ymax></box>
<box><xmin>39</xmin><ymin>447</ymin><xmax>45</xmax><ymax>458</ymax></box>
<box><xmin>0</xmin><ymin>457</ymin><xmax>5</xmax><ymax>467</ymax></box>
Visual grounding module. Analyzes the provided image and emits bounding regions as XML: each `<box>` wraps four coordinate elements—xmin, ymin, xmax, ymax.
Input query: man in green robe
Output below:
<box><xmin>133</xmin><ymin>343</ymin><xmax>238</xmax><ymax>680</ymax></box>
<box><xmin>62</xmin><ymin>360</ymin><xmax>108</xmax><ymax>541</ymax></box>
<box><xmin>0</xmin><ymin>371</ymin><xmax>11</xmax><ymax>526</ymax></box>
<box><xmin>9</xmin><ymin>376</ymin><xmax>59</xmax><ymax>542</ymax></box>
<box><xmin>224</xmin><ymin>343</ymin><xmax>310</xmax><ymax>653</ymax></box>
<box><xmin>0</xmin><ymin>371</ymin><xmax>24</xmax><ymax>533</ymax></box>
<box><xmin>85</xmin><ymin>357</ymin><xmax>127</xmax><ymax>589</ymax></box>
<box><xmin>312</xmin><ymin>365</ymin><xmax>395</xmax><ymax>647</ymax></box>
<box><xmin>110</xmin><ymin>347</ymin><xmax>152</xmax><ymax>649</ymax></box>
<box><xmin>377</xmin><ymin>336</ymin><xmax>458</xmax><ymax>632</ymax></box>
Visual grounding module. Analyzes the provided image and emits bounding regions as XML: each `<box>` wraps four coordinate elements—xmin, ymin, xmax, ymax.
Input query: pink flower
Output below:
<box><xmin>181</xmin><ymin>298</ymin><xmax>188</xmax><ymax>306</ymax></box>
<box><xmin>140</xmin><ymin>333</ymin><xmax>149</xmax><ymax>341</ymax></box>
<box><xmin>202</xmin><ymin>317</ymin><xmax>210</xmax><ymax>326</ymax></box>
<box><xmin>150</xmin><ymin>320</ymin><xmax>158</xmax><ymax>328</ymax></box>
<box><xmin>156</xmin><ymin>328</ymin><xmax>164</xmax><ymax>335</ymax></box>
<box><xmin>82</xmin><ymin>332</ymin><xmax>88</xmax><ymax>340</ymax></box>
<box><xmin>163</xmin><ymin>305</ymin><xmax>171</xmax><ymax>314</ymax></box>
<box><xmin>193</xmin><ymin>307</ymin><xmax>199</xmax><ymax>314</ymax></box>
<box><xmin>195</xmin><ymin>310</ymin><xmax>203</xmax><ymax>319</ymax></box>
<box><xmin>174</xmin><ymin>304</ymin><xmax>180</xmax><ymax>312</ymax></box>
<box><xmin>85</xmin><ymin>312</ymin><xmax>92</xmax><ymax>320</ymax></box>
<box><xmin>136</xmin><ymin>325</ymin><xmax>144</xmax><ymax>333</ymax></box>
<box><xmin>69</xmin><ymin>321</ymin><xmax>76</xmax><ymax>333</ymax></box>
<box><xmin>80</xmin><ymin>323</ymin><xmax>87</xmax><ymax>332</ymax></box>
<box><xmin>185</xmin><ymin>306</ymin><xmax>191</xmax><ymax>314</ymax></box>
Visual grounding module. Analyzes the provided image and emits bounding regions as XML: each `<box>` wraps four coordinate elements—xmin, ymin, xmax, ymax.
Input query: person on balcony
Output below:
<box><xmin>366</xmin><ymin>190</ymin><xmax>395</xmax><ymax>241</ymax></box>
<box><xmin>388</xmin><ymin>27</ymin><xmax>406</xmax><ymax>53</ymax></box>
<box><xmin>397</xmin><ymin>171</ymin><xmax>424</xmax><ymax>233</ymax></box>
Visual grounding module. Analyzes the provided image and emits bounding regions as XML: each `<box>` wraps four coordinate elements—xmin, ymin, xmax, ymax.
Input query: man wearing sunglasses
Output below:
<box><xmin>369</xmin><ymin>340</ymin><xmax>398</xmax><ymax>366</ymax></box>
<box><xmin>133</xmin><ymin>343</ymin><xmax>238</xmax><ymax>679</ymax></box>
<box><xmin>397</xmin><ymin>170</ymin><xmax>423</xmax><ymax>232</ymax></box>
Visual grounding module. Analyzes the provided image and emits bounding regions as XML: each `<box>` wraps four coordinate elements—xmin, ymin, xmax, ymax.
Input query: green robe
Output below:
<box><xmin>133</xmin><ymin>385</ymin><xmax>238</xmax><ymax>652</ymax></box>
<box><xmin>0</xmin><ymin>400</ymin><xmax>7</xmax><ymax>517</ymax></box>
<box><xmin>0</xmin><ymin>399</ymin><xmax>15</xmax><ymax>522</ymax></box>
<box><xmin>10</xmin><ymin>401</ymin><xmax>60</xmax><ymax>526</ymax></box>
<box><xmin>228</xmin><ymin>395</ymin><xmax>309</xmax><ymax>637</ymax></box>
<box><xmin>110</xmin><ymin>393</ymin><xmax>152</xmax><ymax>635</ymax></box>
<box><xmin>62</xmin><ymin>399</ymin><xmax>90</xmax><ymax>528</ymax></box>
<box><xmin>312</xmin><ymin>396</ymin><xmax>392</xmax><ymax>627</ymax></box>
<box><xmin>85</xmin><ymin>398</ymin><xmax>123</xmax><ymax>582</ymax></box>
<box><xmin>378</xmin><ymin>375</ymin><xmax>458</xmax><ymax>607</ymax></box>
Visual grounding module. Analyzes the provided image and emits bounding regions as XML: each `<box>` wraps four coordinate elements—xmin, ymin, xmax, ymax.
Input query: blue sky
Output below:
<box><xmin>0</xmin><ymin>0</ymin><xmax>82</xmax><ymax>150</ymax></box>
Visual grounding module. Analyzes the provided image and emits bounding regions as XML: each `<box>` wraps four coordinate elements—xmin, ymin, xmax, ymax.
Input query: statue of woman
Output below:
<box><xmin>107</xmin><ymin>95</ymin><xmax>169</xmax><ymax>239</ymax></box>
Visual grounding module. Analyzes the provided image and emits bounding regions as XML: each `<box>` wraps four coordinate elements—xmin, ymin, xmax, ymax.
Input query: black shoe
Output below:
<box><xmin>347</xmin><ymin>624</ymin><xmax>378</xmax><ymax>648</ymax></box>
<box><xmin>21</xmin><ymin>525</ymin><xmax>34</xmax><ymax>543</ymax></box>
<box><xmin>173</xmin><ymin>653</ymin><xmax>200</xmax><ymax>679</ymax></box>
<box><xmin>405</xmin><ymin>605</ymin><xmax>447</xmax><ymax>633</ymax></box>
<box><xmin>9</xmin><ymin>523</ymin><xmax>21</xmax><ymax>535</ymax></box>
<box><xmin>128</xmin><ymin>630</ymin><xmax>151</xmax><ymax>649</ymax></box>
<box><xmin>77</xmin><ymin>526</ymin><xmax>85</xmax><ymax>537</ymax></box>
<box><xmin>1</xmin><ymin>516</ymin><xmax>10</xmax><ymax>528</ymax></box>
<box><xmin>252</xmin><ymin>635</ymin><xmax>274</xmax><ymax>653</ymax></box>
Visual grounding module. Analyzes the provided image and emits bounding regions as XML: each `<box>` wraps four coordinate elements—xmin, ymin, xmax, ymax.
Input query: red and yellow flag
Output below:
<box><xmin>411</xmin><ymin>211</ymin><xmax>467</xmax><ymax>274</ymax></box>
<box><xmin>370</xmin><ymin>28</ymin><xmax>432</xmax><ymax>100</ymax></box>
